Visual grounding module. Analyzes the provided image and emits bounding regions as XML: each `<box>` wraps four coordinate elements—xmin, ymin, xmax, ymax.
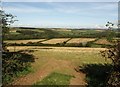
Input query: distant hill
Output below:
<box><xmin>12</xmin><ymin>27</ymin><xmax>108</xmax><ymax>30</ymax></box>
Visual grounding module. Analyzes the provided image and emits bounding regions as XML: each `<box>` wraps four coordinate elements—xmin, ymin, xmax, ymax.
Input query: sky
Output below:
<box><xmin>2</xmin><ymin>1</ymin><xmax>118</xmax><ymax>28</ymax></box>
<box><xmin>2</xmin><ymin>0</ymin><xmax>120</xmax><ymax>2</ymax></box>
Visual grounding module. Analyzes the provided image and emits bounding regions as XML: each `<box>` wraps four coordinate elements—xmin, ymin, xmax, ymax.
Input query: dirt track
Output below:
<box><xmin>9</xmin><ymin>46</ymin><xmax>106</xmax><ymax>86</ymax></box>
<box><xmin>12</xmin><ymin>58</ymin><xmax>86</xmax><ymax>85</ymax></box>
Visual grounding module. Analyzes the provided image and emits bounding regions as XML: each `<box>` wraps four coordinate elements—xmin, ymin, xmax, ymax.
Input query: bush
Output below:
<box><xmin>2</xmin><ymin>52</ymin><xmax>35</xmax><ymax>85</ymax></box>
<box><xmin>80</xmin><ymin>64</ymin><xmax>112</xmax><ymax>87</ymax></box>
<box><xmin>101</xmin><ymin>42</ymin><xmax>120</xmax><ymax>86</ymax></box>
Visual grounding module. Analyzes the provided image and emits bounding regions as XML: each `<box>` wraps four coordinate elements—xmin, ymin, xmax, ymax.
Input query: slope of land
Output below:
<box><xmin>8</xmin><ymin>46</ymin><xmax>110</xmax><ymax>86</ymax></box>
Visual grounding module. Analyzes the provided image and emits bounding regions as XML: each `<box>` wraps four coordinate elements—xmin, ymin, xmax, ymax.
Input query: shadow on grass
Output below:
<box><xmin>18</xmin><ymin>49</ymin><xmax>35</xmax><ymax>53</ymax></box>
<box><xmin>3</xmin><ymin>51</ymin><xmax>35</xmax><ymax>62</ymax></box>
<box><xmin>79</xmin><ymin>64</ymin><xmax>112</xmax><ymax>87</ymax></box>
<box><xmin>32</xmin><ymin>47</ymin><xmax>54</xmax><ymax>50</ymax></box>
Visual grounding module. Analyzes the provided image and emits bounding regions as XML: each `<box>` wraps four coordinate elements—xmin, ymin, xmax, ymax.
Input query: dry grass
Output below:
<box><xmin>10</xmin><ymin>46</ymin><xmax>110</xmax><ymax>85</ymax></box>
<box><xmin>95</xmin><ymin>30</ymin><xmax>104</xmax><ymax>32</ymax></box>
<box><xmin>4</xmin><ymin>39</ymin><xmax>45</xmax><ymax>44</ymax></box>
<box><xmin>9</xmin><ymin>30</ymin><xmax>17</xmax><ymax>33</ymax></box>
<box><xmin>7</xmin><ymin>46</ymin><xmax>106</xmax><ymax>53</ymax></box>
<box><xmin>94</xmin><ymin>38</ymin><xmax>112</xmax><ymax>45</ymax></box>
<box><xmin>41</xmin><ymin>38</ymin><xmax>70</xmax><ymax>44</ymax></box>
<box><xmin>67</xmin><ymin>38</ymin><xmax>96</xmax><ymax>44</ymax></box>
<box><xmin>55</xmin><ymin>29</ymin><xmax>71</xmax><ymax>31</ymax></box>
<box><xmin>5</xmin><ymin>38</ymin><xmax>97</xmax><ymax>45</ymax></box>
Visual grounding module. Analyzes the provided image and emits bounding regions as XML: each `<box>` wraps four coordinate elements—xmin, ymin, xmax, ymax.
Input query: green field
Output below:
<box><xmin>8</xmin><ymin>46</ymin><xmax>111</xmax><ymax>86</ymax></box>
<box><xmin>33</xmin><ymin>72</ymin><xmax>73</xmax><ymax>86</ymax></box>
<box><xmin>5</xmin><ymin>27</ymin><xmax>119</xmax><ymax>48</ymax></box>
<box><xmin>5</xmin><ymin>27</ymin><xmax>118</xmax><ymax>40</ymax></box>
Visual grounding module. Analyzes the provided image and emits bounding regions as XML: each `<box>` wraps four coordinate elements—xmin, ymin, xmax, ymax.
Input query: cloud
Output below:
<box><xmin>48</xmin><ymin>2</ymin><xmax>117</xmax><ymax>15</ymax></box>
<box><xmin>3</xmin><ymin>2</ymin><xmax>82</xmax><ymax>14</ymax></box>
<box><xmin>3</xmin><ymin>2</ymin><xmax>117</xmax><ymax>28</ymax></box>
<box><xmin>3</xmin><ymin>4</ymin><xmax>51</xmax><ymax>13</ymax></box>
<box><xmin>3</xmin><ymin>2</ymin><xmax>117</xmax><ymax>16</ymax></box>
<box><xmin>92</xmin><ymin>3</ymin><xmax>118</xmax><ymax>10</ymax></box>
<box><xmin>95</xmin><ymin>25</ymin><xmax>106</xmax><ymax>28</ymax></box>
<box><xmin>55</xmin><ymin>8</ymin><xmax>81</xmax><ymax>14</ymax></box>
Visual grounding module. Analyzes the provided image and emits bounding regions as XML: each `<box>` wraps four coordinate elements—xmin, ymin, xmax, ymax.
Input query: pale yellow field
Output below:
<box><xmin>4</xmin><ymin>38</ymin><xmax>96</xmax><ymax>45</ymax></box>
<box><xmin>94</xmin><ymin>39</ymin><xmax>112</xmax><ymax>45</ymax></box>
<box><xmin>55</xmin><ymin>29</ymin><xmax>71</xmax><ymax>31</ymax></box>
<box><xmin>41</xmin><ymin>38</ymin><xmax>70</xmax><ymax>44</ymax></box>
<box><xmin>7</xmin><ymin>46</ymin><xmax>107</xmax><ymax>53</ymax></box>
<box><xmin>95</xmin><ymin>30</ymin><xmax>104</xmax><ymax>32</ymax></box>
<box><xmin>67</xmin><ymin>38</ymin><xmax>96</xmax><ymax>44</ymax></box>
<box><xmin>4</xmin><ymin>39</ymin><xmax>45</xmax><ymax>44</ymax></box>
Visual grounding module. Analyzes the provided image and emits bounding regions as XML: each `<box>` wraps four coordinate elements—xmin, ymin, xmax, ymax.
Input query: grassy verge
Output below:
<box><xmin>33</xmin><ymin>72</ymin><xmax>73</xmax><ymax>86</ymax></box>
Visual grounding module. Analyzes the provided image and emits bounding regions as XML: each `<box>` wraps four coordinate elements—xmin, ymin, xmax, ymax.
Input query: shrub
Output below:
<box><xmin>2</xmin><ymin>52</ymin><xmax>35</xmax><ymax>85</ymax></box>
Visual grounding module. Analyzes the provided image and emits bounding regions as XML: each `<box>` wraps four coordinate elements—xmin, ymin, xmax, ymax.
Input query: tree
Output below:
<box><xmin>0</xmin><ymin>10</ymin><xmax>17</xmax><ymax>51</ymax></box>
<box><xmin>101</xmin><ymin>22</ymin><xmax>120</xmax><ymax>87</ymax></box>
<box><xmin>1</xmin><ymin>10</ymin><xmax>35</xmax><ymax>85</ymax></box>
<box><xmin>105</xmin><ymin>22</ymin><xmax>116</xmax><ymax>42</ymax></box>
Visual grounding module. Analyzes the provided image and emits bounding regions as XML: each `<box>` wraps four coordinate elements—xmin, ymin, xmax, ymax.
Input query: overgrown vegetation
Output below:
<box><xmin>2</xmin><ymin>52</ymin><xmax>35</xmax><ymax>85</ymax></box>
<box><xmin>100</xmin><ymin>22</ymin><xmax>120</xmax><ymax>87</ymax></box>
<box><xmin>78</xmin><ymin>22</ymin><xmax>119</xmax><ymax>87</ymax></box>
<box><xmin>80</xmin><ymin>64</ymin><xmax>112</xmax><ymax>87</ymax></box>
<box><xmin>101</xmin><ymin>42</ymin><xmax>120</xmax><ymax>87</ymax></box>
<box><xmin>1</xmin><ymin>10</ymin><xmax>35</xmax><ymax>86</ymax></box>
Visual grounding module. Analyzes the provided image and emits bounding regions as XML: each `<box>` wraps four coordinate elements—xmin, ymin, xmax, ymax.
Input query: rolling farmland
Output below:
<box><xmin>4</xmin><ymin>28</ymin><xmax>117</xmax><ymax>86</ymax></box>
<box><xmin>3</xmin><ymin>1</ymin><xmax>120</xmax><ymax>86</ymax></box>
<box><xmin>8</xmin><ymin>46</ymin><xmax>111</xmax><ymax>86</ymax></box>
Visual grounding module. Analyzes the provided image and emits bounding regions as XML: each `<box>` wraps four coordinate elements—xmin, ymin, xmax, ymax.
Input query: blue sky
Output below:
<box><xmin>2</xmin><ymin>2</ymin><xmax>118</xmax><ymax>28</ymax></box>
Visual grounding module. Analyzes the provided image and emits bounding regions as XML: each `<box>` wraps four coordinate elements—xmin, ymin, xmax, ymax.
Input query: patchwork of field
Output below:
<box><xmin>5</xmin><ymin>28</ymin><xmax>117</xmax><ymax>86</ymax></box>
<box><xmin>4</xmin><ymin>39</ymin><xmax>45</xmax><ymax>44</ymax></box>
<box><xmin>4</xmin><ymin>38</ymin><xmax>114</xmax><ymax>48</ymax></box>
<box><xmin>5</xmin><ymin>38</ymin><xmax>96</xmax><ymax>44</ymax></box>
<box><xmin>67</xmin><ymin>38</ymin><xmax>96</xmax><ymax>44</ymax></box>
<box><xmin>41</xmin><ymin>38</ymin><xmax>70</xmax><ymax>44</ymax></box>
